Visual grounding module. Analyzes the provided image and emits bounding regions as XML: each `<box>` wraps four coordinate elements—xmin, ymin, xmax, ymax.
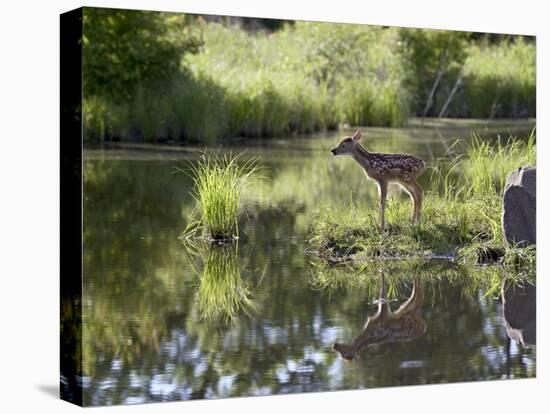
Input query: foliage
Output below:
<box><xmin>399</xmin><ymin>28</ymin><xmax>471</xmax><ymax>115</ymax></box>
<box><xmin>82</xmin><ymin>7</ymin><xmax>202</xmax><ymax>101</ymax></box>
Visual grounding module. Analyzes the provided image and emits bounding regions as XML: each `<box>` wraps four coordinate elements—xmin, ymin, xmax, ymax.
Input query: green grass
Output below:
<box><xmin>461</xmin><ymin>37</ymin><xmax>536</xmax><ymax>118</ymax></box>
<box><xmin>309</xmin><ymin>131</ymin><xmax>536</xmax><ymax>270</ymax></box>
<box><xmin>177</xmin><ymin>151</ymin><xmax>261</xmax><ymax>240</ymax></box>
<box><xmin>463</xmin><ymin>130</ymin><xmax>536</xmax><ymax>197</ymax></box>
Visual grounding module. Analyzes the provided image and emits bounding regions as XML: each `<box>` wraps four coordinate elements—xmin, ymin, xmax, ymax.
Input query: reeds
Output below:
<box><xmin>462</xmin><ymin>37</ymin><xmax>536</xmax><ymax>119</ymax></box>
<box><xmin>178</xmin><ymin>152</ymin><xmax>261</xmax><ymax>241</ymax></box>
<box><xmin>463</xmin><ymin>130</ymin><xmax>536</xmax><ymax>198</ymax></box>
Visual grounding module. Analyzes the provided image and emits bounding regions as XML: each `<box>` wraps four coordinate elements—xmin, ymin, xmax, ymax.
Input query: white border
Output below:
<box><xmin>0</xmin><ymin>1</ymin><xmax>547</xmax><ymax>413</ymax></box>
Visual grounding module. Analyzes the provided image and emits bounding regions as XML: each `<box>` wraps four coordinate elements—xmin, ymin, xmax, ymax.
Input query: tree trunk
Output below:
<box><xmin>488</xmin><ymin>89</ymin><xmax>501</xmax><ymax>120</ymax></box>
<box><xmin>438</xmin><ymin>71</ymin><xmax>464</xmax><ymax>118</ymax></box>
<box><xmin>422</xmin><ymin>68</ymin><xmax>446</xmax><ymax>117</ymax></box>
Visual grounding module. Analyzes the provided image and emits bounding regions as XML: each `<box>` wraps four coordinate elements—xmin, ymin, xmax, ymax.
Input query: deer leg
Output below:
<box><xmin>377</xmin><ymin>180</ymin><xmax>388</xmax><ymax>231</ymax></box>
<box><xmin>395</xmin><ymin>277</ymin><xmax>424</xmax><ymax>316</ymax></box>
<box><xmin>377</xmin><ymin>271</ymin><xmax>390</xmax><ymax>317</ymax></box>
<box><xmin>403</xmin><ymin>181</ymin><xmax>422</xmax><ymax>224</ymax></box>
<box><xmin>401</xmin><ymin>182</ymin><xmax>417</xmax><ymax>222</ymax></box>
<box><xmin>411</xmin><ymin>182</ymin><xmax>423</xmax><ymax>223</ymax></box>
<box><xmin>410</xmin><ymin>277</ymin><xmax>424</xmax><ymax>311</ymax></box>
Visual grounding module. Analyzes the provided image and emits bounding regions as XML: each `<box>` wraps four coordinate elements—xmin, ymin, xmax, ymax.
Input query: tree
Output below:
<box><xmin>399</xmin><ymin>29</ymin><xmax>471</xmax><ymax>116</ymax></box>
<box><xmin>82</xmin><ymin>7</ymin><xmax>202</xmax><ymax>101</ymax></box>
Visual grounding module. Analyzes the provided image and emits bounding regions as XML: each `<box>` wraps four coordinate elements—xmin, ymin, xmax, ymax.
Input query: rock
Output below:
<box><xmin>502</xmin><ymin>166</ymin><xmax>536</xmax><ymax>247</ymax></box>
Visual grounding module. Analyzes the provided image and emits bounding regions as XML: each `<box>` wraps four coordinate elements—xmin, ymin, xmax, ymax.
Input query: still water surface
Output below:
<box><xmin>81</xmin><ymin>119</ymin><xmax>536</xmax><ymax>406</ymax></box>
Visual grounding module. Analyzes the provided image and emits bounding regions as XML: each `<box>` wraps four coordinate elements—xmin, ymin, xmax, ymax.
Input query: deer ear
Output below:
<box><xmin>352</xmin><ymin>130</ymin><xmax>362</xmax><ymax>141</ymax></box>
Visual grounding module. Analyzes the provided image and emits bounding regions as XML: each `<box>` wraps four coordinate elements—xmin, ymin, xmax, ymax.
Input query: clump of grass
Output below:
<box><xmin>178</xmin><ymin>152</ymin><xmax>261</xmax><ymax>241</ymax></box>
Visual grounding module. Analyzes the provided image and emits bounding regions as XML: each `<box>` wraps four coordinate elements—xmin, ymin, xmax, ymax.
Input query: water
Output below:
<box><xmin>77</xmin><ymin>119</ymin><xmax>535</xmax><ymax>406</ymax></box>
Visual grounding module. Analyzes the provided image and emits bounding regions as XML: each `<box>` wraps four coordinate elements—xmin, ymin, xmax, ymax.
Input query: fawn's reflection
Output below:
<box><xmin>502</xmin><ymin>281</ymin><xmax>536</xmax><ymax>347</ymax></box>
<box><xmin>333</xmin><ymin>273</ymin><xmax>426</xmax><ymax>361</ymax></box>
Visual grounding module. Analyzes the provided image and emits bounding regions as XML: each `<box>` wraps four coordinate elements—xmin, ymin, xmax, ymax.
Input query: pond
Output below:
<box><xmin>77</xmin><ymin>119</ymin><xmax>536</xmax><ymax>406</ymax></box>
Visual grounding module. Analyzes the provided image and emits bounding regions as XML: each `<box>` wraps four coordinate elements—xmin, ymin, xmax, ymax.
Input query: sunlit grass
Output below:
<box><xmin>463</xmin><ymin>37</ymin><xmax>536</xmax><ymax>118</ymax></box>
<box><xmin>177</xmin><ymin>151</ymin><xmax>261</xmax><ymax>240</ymax></box>
<box><xmin>463</xmin><ymin>130</ymin><xmax>536</xmax><ymax>198</ymax></box>
<box><xmin>309</xmin><ymin>195</ymin><xmax>491</xmax><ymax>259</ymax></box>
<box><xmin>187</xmin><ymin>22</ymin><xmax>408</xmax><ymax>133</ymax></box>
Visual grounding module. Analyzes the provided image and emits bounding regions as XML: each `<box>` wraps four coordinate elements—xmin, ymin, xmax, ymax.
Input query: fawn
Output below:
<box><xmin>330</xmin><ymin>130</ymin><xmax>426</xmax><ymax>231</ymax></box>
<box><xmin>332</xmin><ymin>273</ymin><xmax>426</xmax><ymax>361</ymax></box>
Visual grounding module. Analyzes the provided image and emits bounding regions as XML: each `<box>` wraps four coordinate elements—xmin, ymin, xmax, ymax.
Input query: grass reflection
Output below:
<box><xmin>308</xmin><ymin>258</ymin><xmax>535</xmax><ymax>303</ymax></box>
<box><xmin>184</xmin><ymin>241</ymin><xmax>258</xmax><ymax>322</ymax></box>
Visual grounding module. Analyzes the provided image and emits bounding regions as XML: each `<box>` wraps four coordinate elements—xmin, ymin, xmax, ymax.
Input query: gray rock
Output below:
<box><xmin>502</xmin><ymin>166</ymin><xmax>536</xmax><ymax>247</ymax></box>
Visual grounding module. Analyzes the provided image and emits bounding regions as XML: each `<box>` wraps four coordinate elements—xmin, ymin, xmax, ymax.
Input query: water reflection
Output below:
<box><xmin>502</xmin><ymin>281</ymin><xmax>536</xmax><ymax>347</ymax></box>
<box><xmin>79</xmin><ymin>121</ymin><xmax>536</xmax><ymax>406</ymax></box>
<box><xmin>60</xmin><ymin>296</ymin><xmax>83</xmax><ymax>405</ymax></box>
<box><xmin>333</xmin><ymin>273</ymin><xmax>426</xmax><ymax>361</ymax></box>
<box><xmin>183</xmin><ymin>241</ymin><xmax>257</xmax><ymax>322</ymax></box>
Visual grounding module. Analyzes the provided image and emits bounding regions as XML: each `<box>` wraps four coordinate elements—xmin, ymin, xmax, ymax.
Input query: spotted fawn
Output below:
<box><xmin>331</xmin><ymin>130</ymin><xmax>426</xmax><ymax>231</ymax></box>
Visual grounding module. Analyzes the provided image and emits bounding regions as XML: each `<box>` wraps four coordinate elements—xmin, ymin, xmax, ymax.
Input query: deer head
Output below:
<box><xmin>332</xmin><ymin>342</ymin><xmax>357</xmax><ymax>361</ymax></box>
<box><xmin>330</xmin><ymin>130</ymin><xmax>362</xmax><ymax>156</ymax></box>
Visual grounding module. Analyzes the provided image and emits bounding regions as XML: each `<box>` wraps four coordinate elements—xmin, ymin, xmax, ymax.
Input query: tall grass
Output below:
<box><xmin>427</xmin><ymin>130</ymin><xmax>535</xmax><ymax>202</ymax></box>
<box><xmin>83</xmin><ymin>22</ymin><xmax>410</xmax><ymax>142</ymax></box>
<box><xmin>463</xmin><ymin>130</ymin><xmax>536</xmax><ymax>197</ymax></box>
<box><xmin>188</xmin><ymin>22</ymin><xmax>410</xmax><ymax>131</ymax></box>
<box><xmin>461</xmin><ymin>37</ymin><xmax>536</xmax><ymax>118</ymax></box>
<box><xmin>178</xmin><ymin>152</ymin><xmax>261</xmax><ymax>240</ymax></box>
